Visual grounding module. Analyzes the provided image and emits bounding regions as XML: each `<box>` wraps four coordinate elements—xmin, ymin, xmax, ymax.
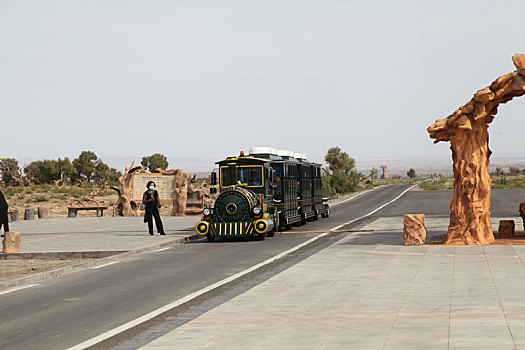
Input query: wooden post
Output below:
<box><xmin>38</xmin><ymin>207</ymin><xmax>49</xmax><ymax>219</ymax></box>
<box><xmin>519</xmin><ymin>203</ymin><xmax>525</xmax><ymax>231</ymax></box>
<box><xmin>8</xmin><ymin>210</ymin><xmax>18</xmax><ymax>223</ymax></box>
<box><xmin>498</xmin><ymin>220</ymin><xmax>515</xmax><ymax>238</ymax></box>
<box><xmin>24</xmin><ymin>209</ymin><xmax>34</xmax><ymax>220</ymax></box>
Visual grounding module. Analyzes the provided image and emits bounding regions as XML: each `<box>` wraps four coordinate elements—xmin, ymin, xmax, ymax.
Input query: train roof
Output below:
<box><xmin>215</xmin><ymin>147</ymin><xmax>321</xmax><ymax>167</ymax></box>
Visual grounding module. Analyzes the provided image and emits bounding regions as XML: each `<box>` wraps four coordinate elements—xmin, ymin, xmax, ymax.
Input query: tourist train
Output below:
<box><xmin>195</xmin><ymin>147</ymin><xmax>330</xmax><ymax>242</ymax></box>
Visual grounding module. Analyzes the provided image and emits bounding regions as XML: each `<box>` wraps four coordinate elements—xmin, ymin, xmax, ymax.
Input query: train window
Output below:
<box><xmin>220</xmin><ymin>167</ymin><xmax>229</xmax><ymax>187</ymax></box>
<box><xmin>237</xmin><ymin>166</ymin><xmax>264</xmax><ymax>187</ymax></box>
<box><xmin>272</xmin><ymin>164</ymin><xmax>283</xmax><ymax>196</ymax></box>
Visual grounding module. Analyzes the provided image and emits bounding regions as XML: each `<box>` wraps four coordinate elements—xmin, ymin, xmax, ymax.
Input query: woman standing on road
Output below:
<box><xmin>142</xmin><ymin>181</ymin><xmax>165</xmax><ymax>236</ymax></box>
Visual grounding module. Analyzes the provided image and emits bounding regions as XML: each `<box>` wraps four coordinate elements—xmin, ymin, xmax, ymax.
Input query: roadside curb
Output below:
<box><xmin>0</xmin><ymin>251</ymin><xmax>126</xmax><ymax>260</ymax></box>
<box><xmin>0</xmin><ymin>234</ymin><xmax>201</xmax><ymax>292</ymax></box>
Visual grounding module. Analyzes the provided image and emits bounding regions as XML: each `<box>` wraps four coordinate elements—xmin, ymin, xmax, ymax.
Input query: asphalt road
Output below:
<box><xmin>0</xmin><ymin>184</ymin><xmax>448</xmax><ymax>350</ymax></box>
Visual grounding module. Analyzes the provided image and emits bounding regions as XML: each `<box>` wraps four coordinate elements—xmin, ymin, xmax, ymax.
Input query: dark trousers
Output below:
<box><xmin>0</xmin><ymin>208</ymin><xmax>9</xmax><ymax>233</ymax></box>
<box><xmin>145</xmin><ymin>205</ymin><xmax>164</xmax><ymax>234</ymax></box>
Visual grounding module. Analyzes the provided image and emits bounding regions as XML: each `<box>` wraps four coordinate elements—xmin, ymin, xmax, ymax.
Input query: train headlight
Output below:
<box><xmin>203</xmin><ymin>208</ymin><xmax>211</xmax><ymax>216</ymax></box>
<box><xmin>195</xmin><ymin>221</ymin><xmax>210</xmax><ymax>235</ymax></box>
<box><xmin>254</xmin><ymin>219</ymin><xmax>268</xmax><ymax>234</ymax></box>
<box><xmin>253</xmin><ymin>206</ymin><xmax>261</xmax><ymax>215</ymax></box>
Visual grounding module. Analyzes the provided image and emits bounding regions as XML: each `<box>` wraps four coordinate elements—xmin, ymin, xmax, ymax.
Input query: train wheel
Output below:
<box><xmin>267</xmin><ymin>229</ymin><xmax>275</xmax><ymax>237</ymax></box>
<box><xmin>206</xmin><ymin>235</ymin><xmax>215</xmax><ymax>243</ymax></box>
<box><xmin>257</xmin><ymin>233</ymin><xmax>266</xmax><ymax>241</ymax></box>
<box><xmin>325</xmin><ymin>206</ymin><xmax>330</xmax><ymax>218</ymax></box>
<box><xmin>285</xmin><ymin>224</ymin><xmax>292</xmax><ymax>231</ymax></box>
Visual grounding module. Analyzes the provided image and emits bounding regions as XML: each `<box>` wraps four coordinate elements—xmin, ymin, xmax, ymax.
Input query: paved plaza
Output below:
<box><xmin>139</xmin><ymin>216</ymin><xmax>525</xmax><ymax>350</ymax></box>
<box><xmin>7</xmin><ymin>216</ymin><xmax>200</xmax><ymax>253</ymax></box>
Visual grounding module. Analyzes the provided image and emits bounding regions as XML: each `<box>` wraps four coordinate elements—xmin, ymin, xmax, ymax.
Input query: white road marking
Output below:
<box><xmin>0</xmin><ymin>284</ymin><xmax>38</xmax><ymax>296</ymax></box>
<box><xmin>331</xmin><ymin>184</ymin><xmax>418</xmax><ymax>231</ymax></box>
<box><xmin>330</xmin><ymin>187</ymin><xmax>377</xmax><ymax>207</ymax></box>
<box><xmin>91</xmin><ymin>262</ymin><xmax>119</xmax><ymax>269</ymax></box>
<box><xmin>67</xmin><ymin>184</ymin><xmax>415</xmax><ymax>350</ymax></box>
<box><xmin>152</xmin><ymin>247</ymin><xmax>171</xmax><ymax>253</ymax></box>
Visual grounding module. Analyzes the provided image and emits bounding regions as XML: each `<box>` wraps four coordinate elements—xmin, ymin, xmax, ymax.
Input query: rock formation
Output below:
<box><xmin>403</xmin><ymin>214</ymin><xmax>426</xmax><ymax>245</ymax></box>
<box><xmin>380</xmin><ymin>165</ymin><xmax>389</xmax><ymax>180</ymax></box>
<box><xmin>3</xmin><ymin>231</ymin><xmax>20</xmax><ymax>253</ymax></box>
<box><xmin>112</xmin><ymin>162</ymin><xmax>143</xmax><ymax>217</ymax></box>
<box><xmin>427</xmin><ymin>54</ymin><xmax>525</xmax><ymax>245</ymax></box>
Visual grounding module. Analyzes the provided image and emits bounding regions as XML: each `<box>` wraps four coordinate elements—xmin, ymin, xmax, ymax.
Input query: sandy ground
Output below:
<box><xmin>0</xmin><ymin>259</ymin><xmax>90</xmax><ymax>282</ymax></box>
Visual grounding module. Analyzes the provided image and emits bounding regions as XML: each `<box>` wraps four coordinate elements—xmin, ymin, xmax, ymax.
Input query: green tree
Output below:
<box><xmin>25</xmin><ymin>160</ymin><xmax>59</xmax><ymax>184</ymax></box>
<box><xmin>407</xmin><ymin>168</ymin><xmax>417</xmax><ymax>179</ymax></box>
<box><xmin>0</xmin><ymin>158</ymin><xmax>20</xmax><ymax>186</ymax></box>
<box><xmin>93</xmin><ymin>161</ymin><xmax>122</xmax><ymax>185</ymax></box>
<box><xmin>325</xmin><ymin>147</ymin><xmax>356</xmax><ymax>174</ymax></box>
<box><xmin>73</xmin><ymin>151</ymin><xmax>98</xmax><ymax>182</ymax></box>
<box><xmin>57</xmin><ymin>158</ymin><xmax>77</xmax><ymax>184</ymax></box>
<box><xmin>323</xmin><ymin>147</ymin><xmax>360</xmax><ymax>196</ymax></box>
<box><xmin>24</xmin><ymin>158</ymin><xmax>76</xmax><ymax>185</ymax></box>
<box><xmin>509</xmin><ymin>166</ymin><xmax>520</xmax><ymax>176</ymax></box>
<box><xmin>494</xmin><ymin>167</ymin><xmax>506</xmax><ymax>176</ymax></box>
<box><xmin>141</xmin><ymin>153</ymin><xmax>168</xmax><ymax>173</ymax></box>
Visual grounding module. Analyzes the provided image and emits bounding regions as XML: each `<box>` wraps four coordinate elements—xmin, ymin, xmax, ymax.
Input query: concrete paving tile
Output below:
<box><xmin>139</xmin><ymin>216</ymin><xmax>525</xmax><ymax>349</ymax></box>
<box><xmin>384</xmin><ymin>337</ymin><xmax>448</xmax><ymax>350</ymax></box>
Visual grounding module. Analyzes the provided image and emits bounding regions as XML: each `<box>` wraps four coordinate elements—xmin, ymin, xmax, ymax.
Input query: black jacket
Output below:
<box><xmin>0</xmin><ymin>191</ymin><xmax>8</xmax><ymax>210</ymax></box>
<box><xmin>143</xmin><ymin>190</ymin><xmax>160</xmax><ymax>207</ymax></box>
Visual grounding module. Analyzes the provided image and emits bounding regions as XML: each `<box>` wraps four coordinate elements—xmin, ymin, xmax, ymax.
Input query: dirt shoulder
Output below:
<box><xmin>0</xmin><ymin>259</ymin><xmax>91</xmax><ymax>282</ymax></box>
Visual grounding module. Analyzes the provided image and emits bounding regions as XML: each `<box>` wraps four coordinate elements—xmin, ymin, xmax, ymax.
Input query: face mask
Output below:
<box><xmin>149</xmin><ymin>186</ymin><xmax>155</xmax><ymax>190</ymax></box>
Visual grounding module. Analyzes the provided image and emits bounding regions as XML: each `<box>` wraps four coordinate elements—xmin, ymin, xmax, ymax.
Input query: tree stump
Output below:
<box><xmin>38</xmin><ymin>207</ymin><xmax>49</xmax><ymax>219</ymax></box>
<box><xmin>519</xmin><ymin>203</ymin><xmax>525</xmax><ymax>230</ymax></box>
<box><xmin>24</xmin><ymin>209</ymin><xmax>35</xmax><ymax>220</ymax></box>
<box><xmin>3</xmin><ymin>231</ymin><xmax>20</xmax><ymax>253</ymax></box>
<box><xmin>498</xmin><ymin>220</ymin><xmax>515</xmax><ymax>238</ymax></box>
<box><xmin>8</xmin><ymin>210</ymin><xmax>18</xmax><ymax>223</ymax></box>
<box><xmin>403</xmin><ymin>214</ymin><xmax>426</xmax><ymax>246</ymax></box>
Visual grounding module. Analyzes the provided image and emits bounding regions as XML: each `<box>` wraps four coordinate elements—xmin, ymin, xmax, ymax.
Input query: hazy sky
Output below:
<box><xmin>1</xmin><ymin>0</ymin><xmax>524</xmax><ymax>167</ymax></box>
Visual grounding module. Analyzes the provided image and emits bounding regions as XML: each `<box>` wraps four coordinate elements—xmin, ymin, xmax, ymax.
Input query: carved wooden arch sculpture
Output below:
<box><xmin>427</xmin><ymin>54</ymin><xmax>525</xmax><ymax>245</ymax></box>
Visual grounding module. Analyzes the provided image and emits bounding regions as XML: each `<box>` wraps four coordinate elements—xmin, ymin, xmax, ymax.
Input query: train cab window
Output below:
<box><xmin>237</xmin><ymin>166</ymin><xmax>263</xmax><ymax>187</ymax></box>
<box><xmin>220</xmin><ymin>167</ymin><xmax>230</xmax><ymax>187</ymax></box>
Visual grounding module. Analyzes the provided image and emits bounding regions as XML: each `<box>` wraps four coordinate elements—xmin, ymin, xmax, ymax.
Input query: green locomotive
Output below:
<box><xmin>195</xmin><ymin>147</ymin><xmax>330</xmax><ymax>242</ymax></box>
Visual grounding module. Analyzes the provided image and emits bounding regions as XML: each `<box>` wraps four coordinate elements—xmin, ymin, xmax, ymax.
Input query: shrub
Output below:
<box><xmin>35</xmin><ymin>195</ymin><xmax>50</xmax><ymax>202</ymax></box>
